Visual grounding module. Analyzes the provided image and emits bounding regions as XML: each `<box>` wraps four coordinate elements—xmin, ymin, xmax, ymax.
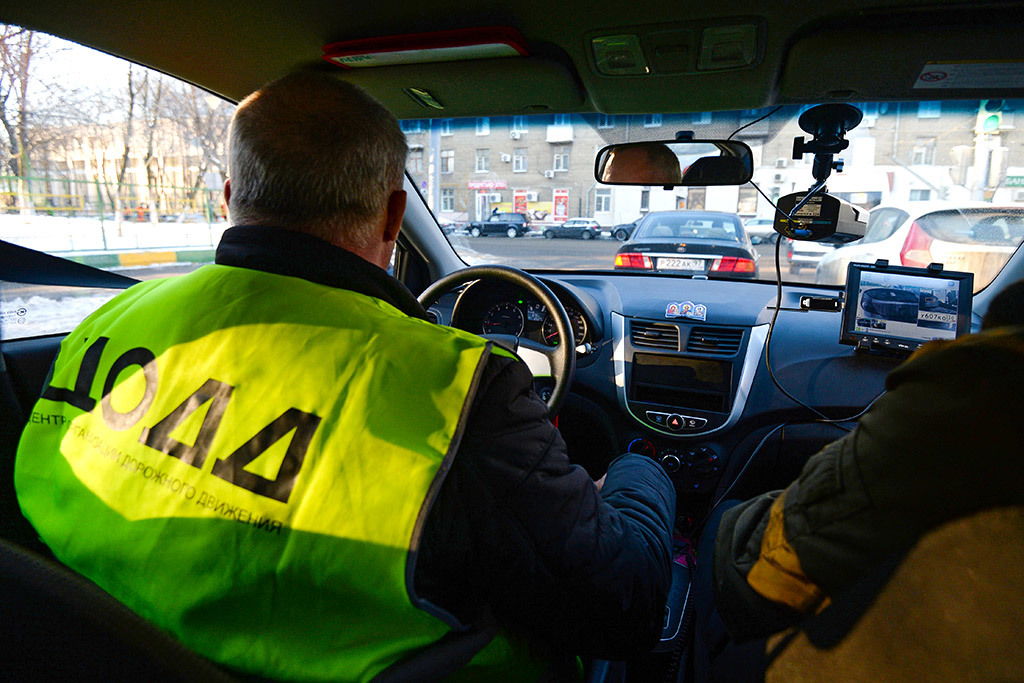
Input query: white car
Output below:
<box><xmin>785</xmin><ymin>237</ymin><xmax>841</xmax><ymax>274</ymax></box>
<box><xmin>743</xmin><ymin>217</ymin><xmax>778</xmax><ymax>244</ymax></box>
<box><xmin>816</xmin><ymin>202</ymin><xmax>1024</xmax><ymax>288</ymax></box>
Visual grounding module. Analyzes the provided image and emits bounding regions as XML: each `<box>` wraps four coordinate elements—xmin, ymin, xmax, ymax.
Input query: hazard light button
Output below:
<box><xmin>666</xmin><ymin>414</ymin><xmax>684</xmax><ymax>431</ymax></box>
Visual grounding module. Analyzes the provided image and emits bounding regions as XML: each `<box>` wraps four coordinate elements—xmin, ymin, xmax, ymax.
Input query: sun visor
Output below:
<box><xmin>781</xmin><ymin>17</ymin><xmax>1024</xmax><ymax>101</ymax></box>
<box><xmin>335</xmin><ymin>57</ymin><xmax>584</xmax><ymax>118</ymax></box>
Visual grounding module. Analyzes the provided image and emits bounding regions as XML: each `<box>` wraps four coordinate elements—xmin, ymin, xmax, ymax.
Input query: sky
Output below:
<box><xmin>27</xmin><ymin>31</ymin><xmax>133</xmax><ymax>98</ymax></box>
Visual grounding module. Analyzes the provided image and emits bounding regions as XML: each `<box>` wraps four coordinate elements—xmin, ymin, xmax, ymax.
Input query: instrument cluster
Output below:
<box><xmin>451</xmin><ymin>281</ymin><xmax>593</xmax><ymax>349</ymax></box>
<box><xmin>481</xmin><ymin>300</ymin><xmax>589</xmax><ymax>347</ymax></box>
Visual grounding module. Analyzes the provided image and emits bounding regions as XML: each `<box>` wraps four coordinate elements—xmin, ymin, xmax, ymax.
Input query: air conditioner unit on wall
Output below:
<box><xmin>486</xmin><ymin>193</ymin><xmax>502</xmax><ymax>202</ymax></box>
<box><xmin>526</xmin><ymin>192</ymin><xmax>539</xmax><ymax>201</ymax></box>
<box><xmin>773</xmin><ymin>173</ymin><xmax>785</xmax><ymax>183</ymax></box>
<box><xmin>543</xmin><ymin>170</ymin><xmax>555</xmax><ymax>178</ymax></box>
<box><xmin>510</xmin><ymin>131</ymin><xmax>521</xmax><ymax>140</ymax></box>
<box><xmin>501</xmin><ymin>154</ymin><xmax>512</xmax><ymax>162</ymax></box>
<box><xmin>776</xmin><ymin>158</ymin><xmax>787</xmax><ymax>168</ymax></box>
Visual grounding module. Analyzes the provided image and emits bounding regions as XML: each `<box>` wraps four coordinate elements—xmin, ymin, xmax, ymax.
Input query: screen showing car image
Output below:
<box><xmin>841</xmin><ymin>262</ymin><xmax>973</xmax><ymax>352</ymax></box>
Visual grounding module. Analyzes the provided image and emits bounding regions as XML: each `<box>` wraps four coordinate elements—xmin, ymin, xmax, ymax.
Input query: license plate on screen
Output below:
<box><xmin>658</xmin><ymin>257</ymin><xmax>703</xmax><ymax>270</ymax></box>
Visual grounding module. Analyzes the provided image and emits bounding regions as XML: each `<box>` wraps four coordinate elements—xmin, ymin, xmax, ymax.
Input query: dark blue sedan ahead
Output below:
<box><xmin>614</xmin><ymin>211</ymin><xmax>758</xmax><ymax>279</ymax></box>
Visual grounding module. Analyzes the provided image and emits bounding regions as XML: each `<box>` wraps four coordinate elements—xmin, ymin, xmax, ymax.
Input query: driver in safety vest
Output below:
<box><xmin>16</xmin><ymin>72</ymin><xmax>676</xmax><ymax>681</ymax></box>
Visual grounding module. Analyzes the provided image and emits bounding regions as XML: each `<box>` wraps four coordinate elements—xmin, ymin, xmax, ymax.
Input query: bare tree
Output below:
<box><xmin>164</xmin><ymin>82</ymin><xmax>232</xmax><ymax>216</ymax></box>
<box><xmin>0</xmin><ymin>26</ymin><xmax>34</xmax><ymax>176</ymax></box>
<box><xmin>140</xmin><ymin>71</ymin><xmax>165</xmax><ymax>221</ymax></box>
<box><xmin>0</xmin><ymin>25</ymin><xmax>38</xmax><ymax>214</ymax></box>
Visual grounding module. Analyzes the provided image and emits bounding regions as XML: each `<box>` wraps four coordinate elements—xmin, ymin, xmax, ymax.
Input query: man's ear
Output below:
<box><xmin>382</xmin><ymin>190</ymin><xmax>407</xmax><ymax>243</ymax></box>
<box><xmin>223</xmin><ymin>178</ymin><xmax>231</xmax><ymax>205</ymax></box>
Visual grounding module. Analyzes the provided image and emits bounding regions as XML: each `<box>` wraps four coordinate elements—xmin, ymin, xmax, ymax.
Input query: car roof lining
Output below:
<box><xmin>4</xmin><ymin>1</ymin><xmax>1024</xmax><ymax>118</ymax></box>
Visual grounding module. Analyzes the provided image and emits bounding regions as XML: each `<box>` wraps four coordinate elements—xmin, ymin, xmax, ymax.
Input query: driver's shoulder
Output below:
<box><xmin>473</xmin><ymin>353</ymin><xmax>541</xmax><ymax>407</ymax></box>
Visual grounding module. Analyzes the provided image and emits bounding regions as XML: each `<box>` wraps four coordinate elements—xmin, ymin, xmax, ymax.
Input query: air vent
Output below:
<box><xmin>631</xmin><ymin>320</ymin><xmax>680</xmax><ymax>350</ymax></box>
<box><xmin>425</xmin><ymin>308</ymin><xmax>441</xmax><ymax>325</ymax></box>
<box><xmin>686</xmin><ymin>326</ymin><xmax>743</xmax><ymax>355</ymax></box>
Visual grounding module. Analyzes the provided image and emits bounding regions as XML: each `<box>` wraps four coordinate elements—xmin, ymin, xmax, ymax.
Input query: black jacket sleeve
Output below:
<box><xmin>417</xmin><ymin>354</ymin><xmax>676</xmax><ymax>659</ymax></box>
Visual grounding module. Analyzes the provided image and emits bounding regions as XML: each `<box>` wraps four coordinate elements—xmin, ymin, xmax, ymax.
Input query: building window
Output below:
<box><xmin>441</xmin><ymin>149</ymin><xmax>454</xmax><ymax>174</ymax></box>
<box><xmin>860</xmin><ymin>102</ymin><xmax>880</xmax><ymax>127</ymax></box>
<box><xmin>441</xmin><ymin>188</ymin><xmax>455</xmax><ymax>212</ymax></box>
<box><xmin>911</xmin><ymin>137</ymin><xmax>936</xmax><ymax>165</ymax></box>
<box><xmin>737</xmin><ymin>187</ymin><xmax>757</xmax><ymax>215</ymax></box>
<box><xmin>693</xmin><ymin>112</ymin><xmax>711</xmax><ymax>125</ymax></box>
<box><xmin>475</xmin><ymin>148</ymin><xmax>490</xmax><ymax>173</ymax></box>
<box><xmin>640</xmin><ymin>189</ymin><xmax>650</xmax><ymax>211</ymax></box>
<box><xmin>917</xmin><ymin>102</ymin><xmax>941</xmax><ymax>119</ymax></box>
<box><xmin>595</xmin><ymin>188</ymin><xmax>611</xmax><ymax>212</ymax></box>
<box><xmin>440</xmin><ymin>119</ymin><xmax>453</xmax><ymax>136</ymax></box>
<box><xmin>687</xmin><ymin>187</ymin><xmax>706</xmax><ymax>211</ymax></box>
<box><xmin>512</xmin><ymin>116</ymin><xmax>528</xmax><ymax>133</ymax></box>
<box><xmin>643</xmin><ymin>114</ymin><xmax>662</xmax><ymax>127</ymax></box>
<box><xmin>553</xmin><ymin>114</ymin><xmax>571</xmax><ymax>126</ymax></box>
<box><xmin>553</xmin><ymin>147</ymin><xmax>569</xmax><ymax>171</ymax></box>
<box><xmin>476</xmin><ymin>117</ymin><xmax>490</xmax><ymax>135</ymax></box>
<box><xmin>408</xmin><ymin>148</ymin><xmax>424</xmax><ymax>174</ymax></box>
<box><xmin>598</xmin><ymin>114</ymin><xmax>614</xmax><ymax>129</ymax></box>
<box><xmin>909</xmin><ymin>189</ymin><xmax>932</xmax><ymax>201</ymax></box>
<box><xmin>513</xmin><ymin>148</ymin><xmax>528</xmax><ymax>172</ymax></box>
<box><xmin>400</xmin><ymin>120</ymin><xmax>423</xmax><ymax>133</ymax></box>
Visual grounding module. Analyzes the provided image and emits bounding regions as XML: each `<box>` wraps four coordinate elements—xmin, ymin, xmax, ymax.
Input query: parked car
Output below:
<box><xmin>466</xmin><ymin>212</ymin><xmax>531</xmax><ymax>237</ymax></box>
<box><xmin>859</xmin><ymin>287</ymin><xmax>921</xmax><ymax>323</ymax></box>
<box><xmin>785</xmin><ymin>237</ymin><xmax>842</xmax><ymax>274</ymax></box>
<box><xmin>817</xmin><ymin>202</ymin><xmax>1024</xmax><ymax>288</ymax></box>
<box><xmin>542</xmin><ymin>217</ymin><xmax>601</xmax><ymax>240</ymax></box>
<box><xmin>743</xmin><ymin>217</ymin><xmax>778</xmax><ymax>244</ymax></box>
<box><xmin>611</xmin><ymin>219</ymin><xmax>641</xmax><ymax>242</ymax></box>
<box><xmin>614</xmin><ymin>210</ymin><xmax>758</xmax><ymax>278</ymax></box>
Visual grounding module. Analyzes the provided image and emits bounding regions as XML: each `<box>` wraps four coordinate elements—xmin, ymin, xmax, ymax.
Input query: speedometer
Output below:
<box><xmin>482</xmin><ymin>302</ymin><xmax>525</xmax><ymax>336</ymax></box>
<box><xmin>542</xmin><ymin>308</ymin><xmax>588</xmax><ymax>347</ymax></box>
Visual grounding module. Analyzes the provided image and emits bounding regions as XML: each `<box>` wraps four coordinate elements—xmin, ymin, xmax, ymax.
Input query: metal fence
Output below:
<box><xmin>0</xmin><ymin>175</ymin><xmax>225</xmax><ymax>225</ymax></box>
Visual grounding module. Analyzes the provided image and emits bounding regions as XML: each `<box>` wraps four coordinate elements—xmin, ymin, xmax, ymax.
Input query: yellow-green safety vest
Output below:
<box><xmin>16</xmin><ymin>264</ymin><xmax>546</xmax><ymax>682</ymax></box>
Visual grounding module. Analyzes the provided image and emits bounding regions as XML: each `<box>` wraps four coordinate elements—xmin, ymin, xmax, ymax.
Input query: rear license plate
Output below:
<box><xmin>658</xmin><ymin>258</ymin><xmax>703</xmax><ymax>270</ymax></box>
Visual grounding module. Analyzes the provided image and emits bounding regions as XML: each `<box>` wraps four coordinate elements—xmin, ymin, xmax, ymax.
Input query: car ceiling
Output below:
<box><xmin>5</xmin><ymin>1</ymin><xmax>1024</xmax><ymax>118</ymax></box>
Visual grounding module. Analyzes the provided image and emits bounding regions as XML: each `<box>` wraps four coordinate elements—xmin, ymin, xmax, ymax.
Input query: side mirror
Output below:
<box><xmin>595</xmin><ymin>140</ymin><xmax>753</xmax><ymax>187</ymax></box>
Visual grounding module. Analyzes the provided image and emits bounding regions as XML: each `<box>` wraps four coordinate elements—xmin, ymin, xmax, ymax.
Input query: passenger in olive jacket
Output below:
<box><xmin>709</xmin><ymin>279</ymin><xmax>1024</xmax><ymax>646</ymax></box>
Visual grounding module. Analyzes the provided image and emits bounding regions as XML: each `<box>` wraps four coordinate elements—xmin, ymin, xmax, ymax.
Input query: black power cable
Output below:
<box><xmin>749</xmin><ymin>172</ymin><xmax>887</xmax><ymax>427</ymax></box>
<box><xmin>727</xmin><ymin>106</ymin><xmax>784</xmax><ymax>141</ymax></box>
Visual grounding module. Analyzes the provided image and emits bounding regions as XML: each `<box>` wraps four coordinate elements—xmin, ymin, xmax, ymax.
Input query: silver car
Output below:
<box><xmin>817</xmin><ymin>202</ymin><xmax>1024</xmax><ymax>290</ymax></box>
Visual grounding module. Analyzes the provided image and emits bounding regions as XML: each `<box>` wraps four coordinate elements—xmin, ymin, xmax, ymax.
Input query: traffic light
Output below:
<box><xmin>975</xmin><ymin>99</ymin><xmax>1003</xmax><ymax>134</ymax></box>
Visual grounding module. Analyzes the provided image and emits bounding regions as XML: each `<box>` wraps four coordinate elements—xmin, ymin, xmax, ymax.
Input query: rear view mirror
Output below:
<box><xmin>595</xmin><ymin>140</ymin><xmax>753</xmax><ymax>187</ymax></box>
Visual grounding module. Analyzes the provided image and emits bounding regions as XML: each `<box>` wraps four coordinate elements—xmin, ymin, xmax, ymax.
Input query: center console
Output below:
<box><xmin>611</xmin><ymin>313</ymin><xmax>768</xmax><ymax>492</ymax></box>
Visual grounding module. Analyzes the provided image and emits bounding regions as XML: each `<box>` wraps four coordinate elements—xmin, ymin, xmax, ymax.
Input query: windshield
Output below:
<box><xmin>632</xmin><ymin>213</ymin><xmax>743</xmax><ymax>242</ymax></box>
<box><xmin>403</xmin><ymin>104</ymin><xmax>1024</xmax><ymax>290</ymax></box>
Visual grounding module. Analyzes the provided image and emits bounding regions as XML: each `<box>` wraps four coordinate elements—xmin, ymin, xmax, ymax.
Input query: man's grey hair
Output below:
<box><xmin>227</xmin><ymin>72</ymin><xmax>408</xmax><ymax>248</ymax></box>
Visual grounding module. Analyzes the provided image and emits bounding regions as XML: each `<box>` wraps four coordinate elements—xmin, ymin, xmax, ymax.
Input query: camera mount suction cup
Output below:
<box><xmin>793</xmin><ymin>103</ymin><xmax>864</xmax><ymax>183</ymax></box>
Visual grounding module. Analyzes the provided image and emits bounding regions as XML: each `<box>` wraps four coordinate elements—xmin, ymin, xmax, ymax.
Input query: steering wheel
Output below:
<box><xmin>417</xmin><ymin>265</ymin><xmax>576</xmax><ymax>417</ymax></box>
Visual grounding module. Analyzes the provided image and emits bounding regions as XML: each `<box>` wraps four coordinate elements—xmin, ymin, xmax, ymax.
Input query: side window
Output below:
<box><xmin>0</xmin><ymin>24</ymin><xmax>232</xmax><ymax>340</ymax></box>
<box><xmin>861</xmin><ymin>209</ymin><xmax>909</xmax><ymax>244</ymax></box>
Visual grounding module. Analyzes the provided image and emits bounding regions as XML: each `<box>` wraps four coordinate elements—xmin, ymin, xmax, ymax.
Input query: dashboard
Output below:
<box><xmin>427</xmin><ymin>271</ymin><xmax>943</xmax><ymax>521</ymax></box>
